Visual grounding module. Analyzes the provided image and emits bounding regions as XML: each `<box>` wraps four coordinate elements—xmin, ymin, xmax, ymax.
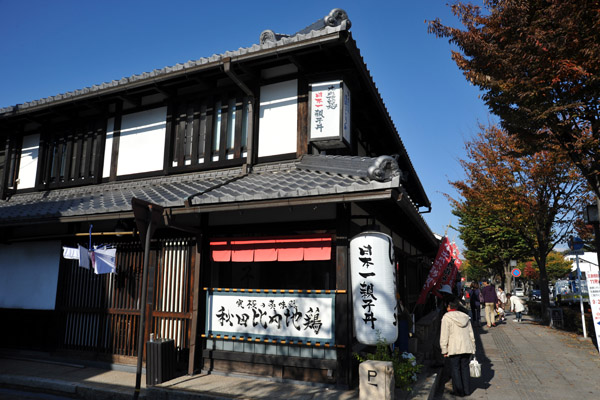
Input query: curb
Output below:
<box><xmin>0</xmin><ymin>374</ymin><xmax>147</xmax><ymax>400</ymax></box>
<box><xmin>394</xmin><ymin>366</ymin><xmax>441</xmax><ymax>400</ymax></box>
<box><xmin>147</xmin><ymin>386</ymin><xmax>235</xmax><ymax>400</ymax></box>
<box><xmin>413</xmin><ymin>367</ymin><xmax>442</xmax><ymax>400</ymax></box>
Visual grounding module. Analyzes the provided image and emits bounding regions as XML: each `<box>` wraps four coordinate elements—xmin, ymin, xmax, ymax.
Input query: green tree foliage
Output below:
<box><xmin>428</xmin><ymin>0</ymin><xmax>600</xmax><ymax>197</ymax></box>
<box><xmin>460</xmin><ymin>257</ymin><xmax>489</xmax><ymax>282</ymax></box>
<box><xmin>450</xmin><ymin>124</ymin><xmax>589</xmax><ymax>323</ymax></box>
<box><xmin>451</xmin><ymin>193</ymin><xmax>529</xmax><ymax>291</ymax></box>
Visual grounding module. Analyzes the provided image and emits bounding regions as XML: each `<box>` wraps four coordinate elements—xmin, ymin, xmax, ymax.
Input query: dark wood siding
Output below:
<box><xmin>55</xmin><ymin>238</ymin><xmax>196</xmax><ymax>364</ymax></box>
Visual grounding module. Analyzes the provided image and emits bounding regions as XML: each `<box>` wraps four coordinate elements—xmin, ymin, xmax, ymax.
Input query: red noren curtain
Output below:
<box><xmin>210</xmin><ymin>235</ymin><xmax>332</xmax><ymax>262</ymax></box>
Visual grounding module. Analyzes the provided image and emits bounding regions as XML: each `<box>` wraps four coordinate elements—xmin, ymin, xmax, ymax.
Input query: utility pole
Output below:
<box><xmin>132</xmin><ymin>198</ymin><xmax>164</xmax><ymax>400</ymax></box>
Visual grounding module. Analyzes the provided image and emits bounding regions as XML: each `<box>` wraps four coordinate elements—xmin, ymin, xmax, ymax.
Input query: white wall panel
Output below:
<box><xmin>117</xmin><ymin>107</ymin><xmax>166</xmax><ymax>176</ymax></box>
<box><xmin>18</xmin><ymin>134</ymin><xmax>40</xmax><ymax>189</ymax></box>
<box><xmin>258</xmin><ymin>80</ymin><xmax>297</xmax><ymax>158</ymax></box>
<box><xmin>0</xmin><ymin>241</ymin><xmax>60</xmax><ymax>310</ymax></box>
<box><xmin>102</xmin><ymin>117</ymin><xmax>114</xmax><ymax>178</ymax></box>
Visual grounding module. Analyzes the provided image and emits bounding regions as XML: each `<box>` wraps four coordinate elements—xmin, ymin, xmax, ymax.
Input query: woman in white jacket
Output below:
<box><xmin>440</xmin><ymin>299</ymin><xmax>477</xmax><ymax>397</ymax></box>
<box><xmin>508</xmin><ymin>293</ymin><xmax>525</xmax><ymax>322</ymax></box>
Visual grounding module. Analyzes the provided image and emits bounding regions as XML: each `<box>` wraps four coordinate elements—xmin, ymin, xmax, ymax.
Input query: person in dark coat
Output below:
<box><xmin>468</xmin><ymin>282</ymin><xmax>481</xmax><ymax>326</ymax></box>
<box><xmin>481</xmin><ymin>279</ymin><xmax>498</xmax><ymax>327</ymax></box>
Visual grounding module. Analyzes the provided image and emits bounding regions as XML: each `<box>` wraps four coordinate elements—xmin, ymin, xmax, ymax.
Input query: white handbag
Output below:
<box><xmin>469</xmin><ymin>357</ymin><xmax>481</xmax><ymax>378</ymax></box>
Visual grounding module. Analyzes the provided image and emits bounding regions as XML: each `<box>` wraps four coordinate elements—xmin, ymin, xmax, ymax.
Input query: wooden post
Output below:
<box><xmin>188</xmin><ymin>238</ymin><xmax>202</xmax><ymax>375</ymax></box>
<box><xmin>297</xmin><ymin>77</ymin><xmax>309</xmax><ymax>156</ymax></box>
<box><xmin>131</xmin><ymin>198</ymin><xmax>163</xmax><ymax>399</ymax></box>
<box><xmin>335</xmin><ymin>203</ymin><xmax>352</xmax><ymax>387</ymax></box>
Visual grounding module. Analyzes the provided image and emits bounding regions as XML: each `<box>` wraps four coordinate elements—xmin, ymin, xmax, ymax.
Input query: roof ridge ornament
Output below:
<box><xmin>367</xmin><ymin>155</ymin><xmax>400</xmax><ymax>182</ymax></box>
<box><xmin>261</xmin><ymin>8</ymin><xmax>351</xmax><ymax>44</ymax></box>
<box><xmin>259</xmin><ymin>30</ymin><xmax>290</xmax><ymax>45</ymax></box>
<box><xmin>324</xmin><ymin>8</ymin><xmax>351</xmax><ymax>29</ymax></box>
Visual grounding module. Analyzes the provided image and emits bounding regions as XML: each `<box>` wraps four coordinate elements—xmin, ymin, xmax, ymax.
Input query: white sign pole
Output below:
<box><xmin>576</xmin><ymin>255</ymin><xmax>588</xmax><ymax>338</ymax></box>
<box><xmin>586</xmin><ymin>270</ymin><xmax>600</xmax><ymax>354</ymax></box>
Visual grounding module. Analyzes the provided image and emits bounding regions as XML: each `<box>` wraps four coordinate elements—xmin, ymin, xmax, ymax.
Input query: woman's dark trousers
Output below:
<box><xmin>449</xmin><ymin>353</ymin><xmax>471</xmax><ymax>396</ymax></box>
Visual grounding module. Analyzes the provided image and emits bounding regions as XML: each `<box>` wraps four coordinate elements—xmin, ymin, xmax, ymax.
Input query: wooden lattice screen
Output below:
<box><xmin>55</xmin><ymin>238</ymin><xmax>196</xmax><ymax>362</ymax></box>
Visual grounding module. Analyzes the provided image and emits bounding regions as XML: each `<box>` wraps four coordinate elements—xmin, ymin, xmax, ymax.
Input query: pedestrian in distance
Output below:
<box><xmin>439</xmin><ymin>284</ymin><xmax>470</xmax><ymax>315</ymax></box>
<box><xmin>496</xmin><ymin>301</ymin><xmax>505</xmax><ymax>322</ymax></box>
<box><xmin>507</xmin><ymin>293</ymin><xmax>525</xmax><ymax>322</ymax></box>
<box><xmin>496</xmin><ymin>287</ymin><xmax>507</xmax><ymax>321</ymax></box>
<box><xmin>440</xmin><ymin>298</ymin><xmax>477</xmax><ymax>397</ymax></box>
<box><xmin>481</xmin><ymin>279</ymin><xmax>498</xmax><ymax>327</ymax></box>
<box><xmin>468</xmin><ymin>282</ymin><xmax>481</xmax><ymax>326</ymax></box>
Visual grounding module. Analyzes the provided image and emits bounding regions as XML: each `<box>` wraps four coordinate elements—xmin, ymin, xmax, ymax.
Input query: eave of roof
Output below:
<box><xmin>0</xmin><ymin>154</ymin><xmax>438</xmax><ymax>249</ymax></box>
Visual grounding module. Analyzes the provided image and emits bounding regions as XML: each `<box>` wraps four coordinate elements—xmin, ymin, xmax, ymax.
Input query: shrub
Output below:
<box><xmin>526</xmin><ymin>301</ymin><xmax>542</xmax><ymax>318</ymax></box>
<box><xmin>549</xmin><ymin>306</ymin><xmax>593</xmax><ymax>336</ymax></box>
<box><xmin>353</xmin><ymin>338</ymin><xmax>422</xmax><ymax>391</ymax></box>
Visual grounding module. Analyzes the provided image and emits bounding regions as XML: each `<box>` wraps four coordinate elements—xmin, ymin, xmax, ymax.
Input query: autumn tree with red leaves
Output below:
<box><xmin>522</xmin><ymin>251</ymin><xmax>572</xmax><ymax>282</ymax></box>
<box><xmin>429</xmin><ymin>0</ymin><xmax>600</xmax><ymax>205</ymax></box>
<box><xmin>523</xmin><ymin>261</ymin><xmax>539</xmax><ymax>281</ymax></box>
<box><xmin>451</xmin><ymin>124</ymin><xmax>590</xmax><ymax>322</ymax></box>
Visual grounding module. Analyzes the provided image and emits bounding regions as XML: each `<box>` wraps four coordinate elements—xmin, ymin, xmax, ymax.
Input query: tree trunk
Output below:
<box><xmin>538</xmin><ymin>260</ymin><xmax>551</xmax><ymax>325</ymax></box>
<box><xmin>503</xmin><ymin>261</ymin><xmax>512</xmax><ymax>293</ymax></box>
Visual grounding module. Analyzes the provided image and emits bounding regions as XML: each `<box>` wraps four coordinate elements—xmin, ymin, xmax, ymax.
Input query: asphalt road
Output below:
<box><xmin>0</xmin><ymin>387</ymin><xmax>75</xmax><ymax>400</ymax></box>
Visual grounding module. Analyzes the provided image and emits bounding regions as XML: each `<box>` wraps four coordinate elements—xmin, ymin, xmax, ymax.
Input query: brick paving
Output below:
<box><xmin>434</xmin><ymin>313</ymin><xmax>600</xmax><ymax>399</ymax></box>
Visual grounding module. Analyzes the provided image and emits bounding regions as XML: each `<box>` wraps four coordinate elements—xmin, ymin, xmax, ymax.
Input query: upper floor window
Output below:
<box><xmin>170</xmin><ymin>93</ymin><xmax>249</xmax><ymax>171</ymax></box>
<box><xmin>37</xmin><ymin>119</ymin><xmax>106</xmax><ymax>189</ymax></box>
<box><xmin>0</xmin><ymin>134</ymin><xmax>19</xmax><ymax>199</ymax></box>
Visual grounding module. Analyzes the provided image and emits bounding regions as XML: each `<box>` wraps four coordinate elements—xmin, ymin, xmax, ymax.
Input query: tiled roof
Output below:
<box><xmin>0</xmin><ymin>155</ymin><xmax>403</xmax><ymax>225</ymax></box>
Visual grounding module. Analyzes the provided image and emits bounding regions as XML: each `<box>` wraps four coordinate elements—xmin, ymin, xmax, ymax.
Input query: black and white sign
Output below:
<box><xmin>206</xmin><ymin>292</ymin><xmax>335</xmax><ymax>342</ymax></box>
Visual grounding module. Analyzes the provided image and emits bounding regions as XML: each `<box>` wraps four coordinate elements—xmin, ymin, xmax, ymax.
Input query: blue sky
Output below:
<box><xmin>0</xmin><ymin>0</ymin><xmax>493</xmax><ymax>249</ymax></box>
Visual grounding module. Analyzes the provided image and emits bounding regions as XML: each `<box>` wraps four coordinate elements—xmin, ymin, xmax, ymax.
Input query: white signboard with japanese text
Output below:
<box><xmin>206</xmin><ymin>292</ymin><xmax>335</xmax><ymax>342</ymax></box>
<box><xmin>350</xmin><ymin>232</ymin><xmax>398</xmax><ymax>345</ymax></box>
<box><xmin>309</xmin><ymin>81</ymin><xmax>351</xmax><ymax>148</ymax></box>
<box><xmin>586</xmin><ymin>271</ymin><xmax>600</xmax><ymax>353</ymax></box>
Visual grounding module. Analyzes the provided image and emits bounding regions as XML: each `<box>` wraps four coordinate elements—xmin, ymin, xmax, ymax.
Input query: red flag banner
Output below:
<box><xmin>416</xmin><ymin>237</ymin><xmax>452</xmax><ymax>304</ymax></box>
<box><xmin>439</xmin><ymin>242</ymin><xmax>462</xmax><ymax>288</ymax></box>
<box><xmin>449</xmin><ymin>243</ymin><xmax>462</xmax><ymax>286</ymax></box>
<box><xmin>451</xmin><ymin>243</ymin><xmax>462</xmax><ymax>271</ymax></box>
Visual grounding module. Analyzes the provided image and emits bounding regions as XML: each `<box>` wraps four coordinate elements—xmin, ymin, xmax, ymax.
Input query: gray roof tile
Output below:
<box><xmin>0</xmin><ymin>155</ymin><xmax>404</xmax><ymax>225</ymax></box>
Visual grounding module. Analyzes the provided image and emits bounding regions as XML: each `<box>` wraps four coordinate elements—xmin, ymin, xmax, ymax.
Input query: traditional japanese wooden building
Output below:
<box><xmin>0</xmin><ymin>8</ymin><xmax>438</xmax><ymax>387</ymax></box>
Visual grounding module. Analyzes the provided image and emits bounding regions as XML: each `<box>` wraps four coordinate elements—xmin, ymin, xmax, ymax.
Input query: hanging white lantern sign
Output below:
<box><xmin>308</xmin><ymin>80</ymin><xmax>351</xmax><ymax>149</ymax></box>
<box><xmin>350</xmin><ymin>231</ymin><xmax>398</xmax><ymax>345</ymax></box>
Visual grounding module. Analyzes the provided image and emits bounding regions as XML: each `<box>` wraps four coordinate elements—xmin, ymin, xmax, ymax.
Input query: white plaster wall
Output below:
<box><xmin>258</xmin><ymin>80</ymin><xmax>298</xmax><ymax>158</ymax></box>
<box><xmin>17</xmin><ymin>133</ymin><xmax>40</xmax><ymax>189</ymax></box>
<box><xmin>102</xmin><ymin>117</ymin><xmax>114</xmax><ymax>178</ymax></box>
<box><xmin>0</xmin><ymin>241</ymin><xmax>60</xmax><ymax>310</ymax></box>
<box><xmin>117</xmin><ymin>107</ymin><xmax>166</xmax><ymax>176</ymax></box>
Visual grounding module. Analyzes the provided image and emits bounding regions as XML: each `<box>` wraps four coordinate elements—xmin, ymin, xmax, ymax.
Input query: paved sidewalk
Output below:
<box><xmin>434</xmin><ymin>314</ymin><xmax>600</xmax><ymax>399</ymax></box>
<box><xmin>0</xmin><ymin>349</ymin><xmax>439</xmax><ymax>399</ymax></box>
<box><xmin>0</xmin><ymin>355</ymin><xmax>355</xmax><ymax>400</ymax></box>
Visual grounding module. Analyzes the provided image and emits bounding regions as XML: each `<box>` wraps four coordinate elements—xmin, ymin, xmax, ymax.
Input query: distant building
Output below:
<box><xmin>565</xmin><ymin>252</ymin><xmax>599</xmax><ymax>277</ymax></box>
